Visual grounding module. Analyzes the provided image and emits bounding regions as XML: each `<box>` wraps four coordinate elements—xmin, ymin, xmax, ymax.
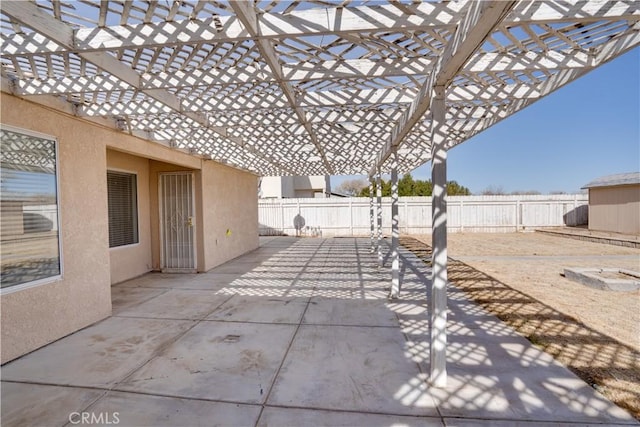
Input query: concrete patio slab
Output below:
<box><xmin>114</xmin><ymin>271</ymin><xmax>245</xmax><ymax>291</ymax></box>
<box><xmin>303</xmin><ymin>297</ymin><xmax>399</xmax><ymax>327</ymax></box>
<box><xmin>174</xmin><ymin>272</ymin><xmax>245</xmax><ymax>290</ymax></box>
<box><xmin>2</xmin><ymin>317</ymin><xmax>193</xmax><ymax>387</ymax></box>
<box><xmin>116</xmin><ymin>321</ymin><xmax>297</xmax><ymax>403</ymax></box>
<box><xmin>85</xmin><ymin>391</ymin><xmax>262</xmax><ymax>427</ymax></box>
<box><xmin>306</xmin><ymin>271</ymin><xmax>384</xmax><ymax>281</ymax></box>
<box><xmin>113</xmin><ymin>272</ymin><xmax>198</xmax><ymax>288</ymax></box>
<box><xmin>111</xmin><ymin>285</ymin><xmax>168</xmax><ymax>314</ymax></box>
<box><xmin>443</xmin><ymin>419</ymin><xmax>635</xmax><ymax>427</ymax></box>
<box><xmin>209</xmin><ymin>261</ymin><xmax>264</xmax><ymax>274</ymax></box>
<box><xmin>207</xmin><ymin>295</ymin><xmax>308</xmax><ymax>324</ymax></box>
<box><xmin>257</xmin><ymin>407</ymin><xmax>443</xmax><ymax>427</ymax></box>
<box><xmin>432</xmin><ymin>370</ymin><xmax>636</xmax><ymax>424</ymax></box>
<box><xmin>1</xmin><ymin>236</ymin><xmax>637</xmax><ymax>426</ymax></box>
<box><xmin>249</xmin><ymin>265</ymin><xmax>311</xmax><ymax>274</ymax></box>
<box><xmin>216</xmin><ymin>277</ymin><xmax>316</xmax><ymax>298</ymax></box>
<box><xmin>240</xmin><ymin>270</ymin><xmax>320</xmax><ymax>280</ymax></box>
<box><xmin>114</xmin><ymin>289</ymin><xmax>232</xmax><ymax>320</ymax></box>
<box><xmin>0</xmin><ymin>382</ymin><xmax>105</xmax><ymax>427</ymax></box>
<box><xmin>268</xmin><ymin>324</ymin><xmax>440</xmax><ymax>416</ymax></box>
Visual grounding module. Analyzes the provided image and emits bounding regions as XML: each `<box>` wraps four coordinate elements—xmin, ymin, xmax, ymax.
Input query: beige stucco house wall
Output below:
<box><xmin>583</xmin><ymin>173</ymin><xmax>640</xmax><ymax>236</ymax></box>
<box><xmin>1</xmin><ymin>93</ymin><xmax>259</xmax><ymax>363</ymax></box>
<box><xmin>106</xmin><ymin>150</ymin><xmax>153</xmax><ymax>284</ymax></box>
<box><xmin>201</xmin><ymin>161</ymin><xmax>259</xmax><ymax>270</ymax></box>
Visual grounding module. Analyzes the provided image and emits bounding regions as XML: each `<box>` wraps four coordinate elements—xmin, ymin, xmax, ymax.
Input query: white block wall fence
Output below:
<box><xmin>259</xmin><ymin>194</ymin><xmax>588</xmax><ymax>236</ymax></box>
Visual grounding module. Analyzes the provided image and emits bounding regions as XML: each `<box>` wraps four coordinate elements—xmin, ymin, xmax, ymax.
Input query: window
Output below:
<box><xmin>107</xmin><ymin>171</ymin><xmax>138</xmax><ymax>247</ymax></box>
<box><xmin>1</xmin><ymin>127</ymin><xmax>61</xmax><ymax>290</ymax></box>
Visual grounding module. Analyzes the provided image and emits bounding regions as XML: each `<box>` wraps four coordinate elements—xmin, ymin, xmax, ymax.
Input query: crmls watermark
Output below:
<box><xmin>69</xmin><ymin>412</ymin><xmax>120</xmax><ymax>425</ymax></box>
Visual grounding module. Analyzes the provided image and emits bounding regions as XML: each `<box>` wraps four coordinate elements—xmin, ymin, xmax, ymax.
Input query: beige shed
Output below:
<box><xmin>582</xmin><ymin>172</ymin><xmax>640</xmax><ymax>235</ymax></box>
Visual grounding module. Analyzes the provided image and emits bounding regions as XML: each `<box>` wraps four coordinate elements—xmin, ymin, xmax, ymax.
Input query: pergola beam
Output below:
<box><xmin>281</xmin><ymin>57</ymin><xmax>435</xmax><ymax>81</ymax></box>
<box><xmin>5</xmin><ymin>50</ymin><xmax>597</xmax><ymax>100</ymax></box>
<box><xmin>4</xmin><ymin>1</ymin><xmax>635</xmax><ymax>57</ymax></box>
<box><xmin>464</xmin><ymin>50</ymin><xmax>594</xmax><ymax>73</ymax></box>
<box><xmin>370</xmin><ymin>1</ymin><xmax>517</xmax><ymax>176</ymax></box>
<box><xmin>2</xmin><ymin>2</ymin><xmax>462</xmax><ymax>56</ymax></box>
<box><xmin>449</xmin><ymin>24</ymin><xmax>640</xmax><ymax>151</ymax></box>
<box><xmin>307</xmin><ymin>109</ymin><xmax>404</xmax><ymax>125</ymax></box>
<box><xmin>230</xmin><ymin>1</ymin><xmax>333</xmax><ymax>174</ymax></box>
<box><xmin>508</xmin><ymin>0</ymin><xmax>639</xmax><ymax>24</ymax></box>
<box><xmin>1</xmin><ymin>1</ymin><xmax>299</xmax><ymax>176</ymax></box>
<box><xmin>67</xmin><ymin>19</ymin><xmax>640</xmax><ymax>134</ymax></box>
<box><xmin>1</xmin><ymin>0</ymin><xmax>638</xmax><ymax>179</ymax></box>
<box><xmin>0</xmin><ymin>7</ymin><xmax>196</xmax><ymax>133</ymax></box>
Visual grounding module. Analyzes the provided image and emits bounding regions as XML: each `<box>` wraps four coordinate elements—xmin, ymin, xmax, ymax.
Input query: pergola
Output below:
<box><xmin>2</xmin><ymin>0</ymin><xmax>639</xmax><ymax>387</ymax></box>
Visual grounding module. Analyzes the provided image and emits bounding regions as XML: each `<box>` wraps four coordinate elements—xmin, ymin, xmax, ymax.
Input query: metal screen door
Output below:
<box><xmin>160</xmin><ymin>172</ymin><xmax>196</xmax><ymax>272</ymax></box>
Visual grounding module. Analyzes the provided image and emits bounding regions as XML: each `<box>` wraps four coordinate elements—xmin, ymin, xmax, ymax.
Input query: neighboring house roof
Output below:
<box><xmin>582</xmin><ymin>172</ymin><xmax>640</xmax><ymax>189</ymax></box>
<box><xmin>329</xmin><ymin>192</ymin><xmax>349</xmax><ymax>198</ymax></box>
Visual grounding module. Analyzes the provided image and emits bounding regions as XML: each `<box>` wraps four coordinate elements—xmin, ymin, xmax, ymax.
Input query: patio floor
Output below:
<box><xmin>1</xmin><ymin>237</ymin><xmax>637</xmax><ymax>426</ymax></box>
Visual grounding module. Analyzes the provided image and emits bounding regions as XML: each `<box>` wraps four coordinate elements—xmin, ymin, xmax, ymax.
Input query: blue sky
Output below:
<box><xmin>332</xmin><ymin>47</ymin><xmax>639</xmax><ymax>194</ymax></box>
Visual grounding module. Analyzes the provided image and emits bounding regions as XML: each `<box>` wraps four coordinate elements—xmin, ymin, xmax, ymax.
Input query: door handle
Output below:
<box><xmin>187</xmin><ymin>217</ymin><xmax>193</xmax><ymax>227</ymax></box>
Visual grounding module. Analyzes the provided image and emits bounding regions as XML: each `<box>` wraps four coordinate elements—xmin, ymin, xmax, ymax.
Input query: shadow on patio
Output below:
<box><xmin>1</xmin><ymin>237</ymin><xmax>637</xmax><ymax>426</ymax></box>
<box><xmin>400</xmin><ymin>235</ymin><xmax>640</xmax><ymax>422</ymax></box>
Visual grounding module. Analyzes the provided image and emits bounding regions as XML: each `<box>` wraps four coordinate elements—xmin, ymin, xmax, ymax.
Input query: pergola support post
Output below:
<box><xmin>369</xmin><ymin>179</ymin><xmax>375</xmax><ymax>253</ymax></box>
<box><xmin>430</xmin><ymin>87</ymin><xmax>448</xmax><ymax>388</ymax></box>
<box><xmin>390</xmin><ymin>149</ymin><xmax>400</xmax><ymax>298</ymax></box>
<box><xmin>376</xmin><ymin>169</ymin><xmax>383</xmax><ymax>268</ymax></box>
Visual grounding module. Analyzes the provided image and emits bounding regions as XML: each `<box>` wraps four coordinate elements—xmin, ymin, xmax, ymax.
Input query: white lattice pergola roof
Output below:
<box><xmin>2</xmin><ymin>1</ymin><xmax>639</xmax><ymax>177</ymax></box>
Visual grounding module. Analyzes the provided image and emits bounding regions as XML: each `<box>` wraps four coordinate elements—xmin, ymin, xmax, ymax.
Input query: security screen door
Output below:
<box><xmin>159</xmin><ymin>172</ymin><xmax>196</xmax><ymax>272</ymax></box>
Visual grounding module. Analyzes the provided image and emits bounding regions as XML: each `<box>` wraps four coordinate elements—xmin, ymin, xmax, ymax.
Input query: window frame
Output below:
<box><xmin>0</xmin><ymin>124</ymin><xmax>63</xmax><ymax>295</ymax></box>
<box><xmin>106</xmin><ymin>168</ymin><xmax>140</xmax><ymax>249</ymax></box>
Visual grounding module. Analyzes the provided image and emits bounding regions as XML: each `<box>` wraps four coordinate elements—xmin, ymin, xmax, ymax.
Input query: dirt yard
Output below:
<box><xmin>403</xmin><ymin>232</ymin><xmax>640</xmax><ymax>419</ymax></box>
<box><xmin>421</xmin><ymin>232</ymin><xmax>640</xmax><ymax>350</ymax></box>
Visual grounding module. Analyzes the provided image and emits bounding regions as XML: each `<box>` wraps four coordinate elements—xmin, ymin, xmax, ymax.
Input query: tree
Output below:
<box><xmin>398</xmin><ymin>173</ymin><xmax>415</xmax><ymax>196</ymax></box>
<box><xmin>381</xmin><ymin>178</ymin><xmax>392</xmax><ymax>197</ymax></box>
<box><xmin>357</xmin><ymin>173</ymin><xmax>470</xmax><ymax>196</ymax></box>
<box><xmin>359</xmin><ymin>178</ymin><xmax>390</xmax><ymax>197</ymax></box>
<box><xmin>510</xmin><ymin>190</ymin><xmax>541</xmax><ymax>195</ymax></box>
<box><xmin>335</xmin><ymin>178</ymin><xmax>367</xmax><ymax>196</ymax></box>
<box><xmin>481</xmin><ymin>185</ymin><xmax>506</xmax><ymax>195</ymax></box>
<box><xmin>447</xmin><ymin>180</ymin><xmax>471</xmax><ymax>196</ymax></box>
<box><xmin>413</xmin><ymin>179</ymin><xmax>432</xmax><ymax>196</ymax></box>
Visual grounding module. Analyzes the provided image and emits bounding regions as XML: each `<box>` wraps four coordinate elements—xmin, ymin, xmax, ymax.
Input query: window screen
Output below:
<box><xmin>1</xmin><ymin>127</ymin><xmax>61</xmax><ymax>289</ymax></box>
<box><xmin>107</xmin><ymin>171</ymin><xmax>138</xmax><ymax>248</ymax></box>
